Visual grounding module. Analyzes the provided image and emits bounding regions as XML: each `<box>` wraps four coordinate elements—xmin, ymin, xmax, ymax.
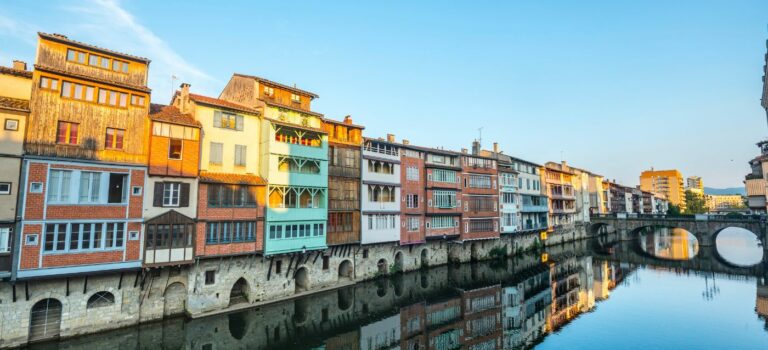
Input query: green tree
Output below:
<box><xmin>666</xmin><ymin>204</ymin><xmax>682</xmax><ymax>217</ymax></box>
<box><xmin>683</xmin><ymin>190</ymin><xmax>708</xmax><ymax>214</ymax></box>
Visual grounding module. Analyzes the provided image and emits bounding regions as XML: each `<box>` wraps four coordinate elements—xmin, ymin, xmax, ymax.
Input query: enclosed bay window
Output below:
<box><xmin>468</xmin><ymin>175</ymin><xmax>492</xmax><ymax>189</ymax></box>
<box><xmin>78</xmin><ymin>171</ymin><xmax>101</xmax><ymax>203</ymax></box>
<box><xmin>107</xmin><ymin>173</ymin><xmax>128</xmax><ymax>204</ymax></box>
<box><xmin>278</xmin><ymin>156</ymin><xmax>321</xmax><ymax>174</ymax></box>
<box><xmin>274</xmin><ymin>124</ymin><xmax>322</xmax><ymax>147</ymax></box>
<box><xmin>368</xmin><ymin>185</ymin><xmax>396</xmax><ymax>202</ymax></box>
<box><xmin>206</xmin><ymin>221</ymin><xmax>256</xmax><ymax>244</ymax></box>
<box><xmin>268</xmin><ymin>186</ymin><xmax>324</xmax><ymax>209</ymax></box>
<box><xmin>367</xmin><ymin>159</ymin><xmax>395</xmax><ymax>174</ymax></box>
<box><xmin>47</xmin><ymin>169</ymin><xmax>72</xmax><ymax>203</ymax></box>
<box><xmin>43</xmin><ymin>222</ymin><xmax>126</xmax><ymax>252</ymax></box>
<box><xmin>367</xmin><ymin>215</ymin><xmax>397</xmax><ymax>230</ymax></box>
<box><xmin>432</xmin><ymin>190</ymin><xmax>457</xmax><ymax>208</ymax></box>
<box><xmin>207</xmin><ymin>184</ymin><xmax>257</xmax><ymax>208</ymax></box>
<box><xmin>432</xmin><ymin>169</ymin><xmax>457</xmax><ymax>183</ymax></box>
<box><xmin>468</xmin><ymin>219</ymin><xmax>494</xmax><ymax>233</ymax></box>
<box><xmin>430</xmin><ymin>216</ymin><xmax>457</xmax><ymax>229</ymax></box>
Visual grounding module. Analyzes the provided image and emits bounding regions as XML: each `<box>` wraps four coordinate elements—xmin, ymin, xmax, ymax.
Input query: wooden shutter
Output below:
<box><xmin>213</xmin><ymin>111</ymin><xmax>222</xmax><ymax>128</ymax></box>
<box><xmin>236</xmin><ymin>115</ymin><xmax>244</xmax><ymax>131</ymax></box>
<box><xmin>179</xmin><ymin>183</ymin><xmax>190</xmax><ymax>207</ymax></box>
<box><xmin>153</xmin><ymin>182</ymin><xmax>164</xmax><ymax>207</ymax></box>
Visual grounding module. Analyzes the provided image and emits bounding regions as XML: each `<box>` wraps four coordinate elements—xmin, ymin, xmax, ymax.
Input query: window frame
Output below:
<box><xmin>0</xmin><ymin>182</ymin><xmax>10</xmax><ymax>195</ymax></box>
<box><xmin>104</xmin><ymin>127</ymin><xmax>125</xmax><ymax>150</ymax></box>
<box><xmin>163</xmin><ymin>182</ymin><xmax>181</xmax><ymax>207</ymax></box>
<box><xmin>168</xmin><ymin>138</ymin><xmax>183</xmax><ymax>160</ymax></box>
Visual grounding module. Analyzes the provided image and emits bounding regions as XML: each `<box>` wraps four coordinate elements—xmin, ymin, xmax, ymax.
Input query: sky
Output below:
<box><xmin>1</xmin><ymin>0</ymin><xmax>766</xmax><ymax>188</ymax></box>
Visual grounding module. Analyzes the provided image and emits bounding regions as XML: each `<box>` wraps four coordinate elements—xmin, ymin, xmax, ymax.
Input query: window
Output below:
<box><xmin>78</xmin><ymin>172</ymin><xmax>101</xmax><ymax>203</ymax></box>
<box><xmin>502</xmin><ymin>192</ymin><xmax>515</xmax><ymax>204</ymax></box>
<box><xmin>430</xmin><ymin>216</ymin><xmax>456</xmax><ymax>229</ymax></box>
<box><xmin>468</xmin><ymin>219</ymin><xmax>494</xmax><ymax>233</ymax></box>
<box><xmin>163</xmin><ymin>183</ymin><xmax>181</xmax><ymax>206</ymax></box>
<box><xmin>275</xmin><ymin>260</ymin><xmax>282</xmax><ymax>274</ymax></box>
<box><xmin>367</xmin><ymin>160</ymin><xmax>395</xmax><ymax>174</ymax></box>
<box><xmin>107</xmin><ymin>173</ymin><xmax>128</xmax><ymax>204</ymax></box>
<box><xmin>406</xmin><ymin>194</ymin><xmax>419</xmax><ymax>209</ymax></box>
<box><xmin>367</xmin><ymin>215</ymin><xmax>396</xmax><ymax>230</ymax></box>
<box><xmin>407</xmin><ymin>217</ymin><xmax>419</xmax><ymax>232</ymax></box>
<box><xmin>275</xmin><ymin>127</ymin><xmax>322</xmax><ymax>147</ymax></box>
<box><xmin>433</xmin><ymin>190</ymin><xmax>457</xmax><ymax>208</ymax></box>
<box><xmin>234</xmin><ymin>145</ymin><xmax>247</xmax><ymax>166</ymax></box>
<box><xmin>291</xmin><ymin>94</ymin><xmax>301</xmax><ymax>103</ymax></box>
<box><xmin>39</xmin><ymin>76</ymin><xmax>59</xmax><ymax>91</ymax></box>
<box><xmin>0</xmin><ymin>227</ymin><xmax>10</xmax><ymax>253</ymax></box>
<box><xmin>112</xmin><ymin>60</ymin><xmax>129</xmax><ymax>73</ymax></box>
<box><xmin>60</xmin><ymin>81</ymin><xmax>95</xmax><ymax>102</ymax></box>
<box><xmin>0</xmin><ymin>182</ymin><xmax>10</xmax><ymax>195</ymax></box>
<box><xmin>97</xmin><ymin>88</ymin><xmax>128</xmax><ymax>107</ymax></box>
<box><xmin>25</xmin><ymin>234</ymin><xmax>38</xmax><ymax>246</ymax></box>
<box><xmin>105</xmin><ymin>128</ymin><xmax>124</xmax><ymax>149</ymax></box>
<box><xmin>130</xmin><ymin>94</ymin><xmax>145</xmax><ymax>107</ymax></box>
<box><xmin>367</xmin><ymin>185</ymin><xmax>396</xmax><ymax>202</ymax></box>
<box><xmin>168</xmin><ymin>139</ymin><xmax>182</xmax><ymax>159</ymax></box>
<box><xmin>468</xmin><ymin>175</ymin><xmax>492</xmax><ymax>188</ymax></box>
<box><xmin>264</xmin><ymin>86</ymin><xmax>274</xmax><ymax>96</ymax></box>
<box><xmin>87</xmin><ymin>291</ymin><xmax>115</xmax><ymax>309</ymax></box>
<box><xmin>66</xmin><ymin>49</ymin><xmax>86</xmax><ymax>64</ymax></box>
<box><xmin>56</xmin><ymin>121</ymin><xmax>79</xmax><ymax>144</ymax></box>
<box><xmin>47</xmin><ymin>169</ymin><xmax>72</xmax><ymax>203</ymax></box>
<box><xmin>363</xmin><ymin>249</ymin><xmax>369</xmax><ymax>259</ymax></box>
<box><xmin>213</xmin><ymin>111</ymin><xmax>243</xmax><ymax>130</ymax></box>
<box><xmin>152</xmin><ymin>122</ymin><xmax>199</xmax><ymax>140</ymax></box>
<box><xmin>29</xmin><ymin>182</ymin><xmax>43</xmax><ymax>193</ymax></box>
<box><xmin>88</xmin><ymin>54</ymin><xmax>111</xmax><ymax>69</ymax></box>
<box><xmin>406</xmin><ymin>166</ymin><xmax>419</xmax><ymax>181</ymax></box>
<box><xmin>43</xmin><ymin>222</ymin><xmax>125</xmax><ymax>252</ymax></box>
<box><xmin>278</xmin><ymin>156</ymin><xmax>321</xmax><ymax>174</ymax></box>
<box><xmin>322</xmin><ymin>256</ymin><xmax>329</xmax><ymax>270</ymax></box>
<box><xmin>432</xmin><ymin>169</ymin><xmax>457</xmax><ymax>183</ymax></box>
<box><xmin>209</xmin><ymin>142</ymin><xmax>223</xmax><ymax>165</ymax></box>
<box><xmin>206</xmin><ymin>221</ymin><xmax>257</xmax><ymax>244</ymax></box>
<box><xmin>205</xmin><ymin>270</ymin><xmax>216</xmax><ymax>285</ymax></box>
<box><xmin>208</xmin><ymin>184</ymin><xmax>257</xmax><ymax>208</ymax></box>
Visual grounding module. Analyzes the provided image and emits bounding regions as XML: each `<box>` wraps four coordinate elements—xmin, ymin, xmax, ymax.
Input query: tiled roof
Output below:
<box><xmin>322</xmin><ymin>117</ymin><xmax>365</xmax><ymax>129</ymax></box>
<box><xmin>267</xmin><ymin>117</ymin><xmax>326</xmax><ymax>133</ymax></box>
<box><xmin>0</xmin><ymin>66</ymin><xmax>32</xmax><ymax>79</ymax></box>
<box><xmin>0</xmin><ymin>96</ymin><xmax>30</xmax><ymax>112</ymax></box>
<box><xmin>39</xmin><ymin>32</ymin><xmax>151</xmax><ymax>63</ymax></box>
<box><xmin>149</xmin><ymin>104</ymin><xmax>201</xmax><ymax>127</ymax></box>
<box><xmin>264</xmin><ymin>100</ymin><xmax>323</xmax><ymax>117</ymax></box>
<box><xmin>188</xmin><ymin>93</ymin><xmax>261</xmax><ymax>115</ymax></box>
<box><xmin>199</xmin><ymin>171</ymin><xmax>266</xmax><ymax>186</ymax></box>
<box><xmin>35</xmin><ymin>64</ymin><xmax>151</xmax><ymax>92</ymax></box>
<box><xmin>234</xmin><ymin>73</ymin><xmax>319</xmax><ymax>98</ymax></box>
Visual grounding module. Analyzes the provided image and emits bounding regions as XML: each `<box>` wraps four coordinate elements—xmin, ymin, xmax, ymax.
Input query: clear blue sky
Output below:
<box><xmin>1</xmin><ymin>0</ymin><xmax>766</xmax><ymax>188</ymax></box>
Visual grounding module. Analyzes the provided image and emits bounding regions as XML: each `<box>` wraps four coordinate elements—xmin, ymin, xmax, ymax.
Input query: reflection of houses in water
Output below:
<box><xmin>757</xmin><ymin>282</ymin><xmax>768</xmax><ymax>327</ymax></box>
<box><xmin>547</xmin><ymin>255</ymin><xmax>595</xmax><ymax>332</ymax></box>
<box><xmin>639</xmin><ymin>227</ymin><xmax>699</xmax><ymax>260</ymax></box>
<box><xmin>360</xmin><ymin>314</ymin><xmax>400</xmax><ymax>350</ymax></box>
<box><xmin>502</xmin><ymin>259</ymin><xmax>552</xmax><ymax>349</ymax></box>
<box><xmin>593</xmin><ymin>260</ymin><xmax>636</xmax><ymax>301</ymax></box>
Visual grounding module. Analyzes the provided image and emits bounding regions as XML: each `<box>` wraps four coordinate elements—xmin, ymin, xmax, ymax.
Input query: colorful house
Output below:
<box><xmin>17</xmin><ymin>33</ymin><xmax>150</xmax><ymax>278</ymax></box>
<box><xmin>360</xmin><ymin>136</ymin><xmax>401</xmax><ymax>245</ymax></box>
<box><xmin>508</xmin><ymin>157</ymin><xmax>548</xmax><ymax>232</ymax></box>
<box><xmin>172</xmin><ymin>85</ymin><xmax>266</xmax><ymax>258</ymax></box>
<box><xmin>399</xmin><ymin>141</ymin><xmax>426</xmax><ymax>245</ymax></box>
<box><xmin>461</xmin><ymin>144</ymin><xmax>499</xmax><ymax>241</ymax></box>
<box><xmin>322</xmin><ymin>116</ymin><xmax>363</xmax><ymax>246</ymax></box>
<box><xmin>481</xmin><ymin>145</ymin><xmax>520</xmax><ymax>234</ymax></box>
<box><xmin>423</xmin><ymin>147</ymin><xmax>462</xmax><ymax>239</ymax></box>
<box><xmin>0</xmin><ymin>61</ymin><xmax>32</xmax><ymax>279</ymax></box>
<box><xmin>142</xmin><ymin>103</ymin><xmax>201</xmax><ymax>267</ymax></box>
<box><xmin>220</xmin><ymin>74</ymin><xmax>328</xmax><ymax>255</ymax></box>
<box><xmin>543</xmin><ymin>163</ymin><xmax>577</xmax><ymax>226</ymax></box>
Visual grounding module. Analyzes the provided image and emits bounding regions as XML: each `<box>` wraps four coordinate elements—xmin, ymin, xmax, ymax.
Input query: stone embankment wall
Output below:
<box><xmin>0</xmin><ymin>225</ymin><xmax>590</xmax><ymax>348</ymax></box>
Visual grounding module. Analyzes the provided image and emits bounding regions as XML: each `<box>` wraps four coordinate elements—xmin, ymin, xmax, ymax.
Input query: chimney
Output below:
<box><xmin>471</xmin><ymin>140</ymin><xmax>480</xmax><ymax>155</ymax></box>
<box><xmin>493</xmin><ymin>142</ymin><xmax>499</xmax><ymax>154</ymax></box>
<box><xmin>386</xmin><ymin>134</ymin><xmax>395</xmax><ymax>143</ymax></box>
<box><xmin>461</xmin><ymin>148</ymin><xmax>468</xmax><ymax>154</ymax></box>
<box><xmin>561</xmin><ymin>160</ymin><xmax>567</xmax><ymax>170</ymax></box>
<box><xmin>179</xmin><ymin>83</ymin><xmax>191</xmax><ymax>114</ymax></box>
<box><xmin>12</xmin><ymin>60</ymin><xmax>27</xmax><ymax>71</ymax></box>
<box><xmin>402</xmin><ymin>139</ymin><xmax>409</xmax><ymax>145</ymax></box>
<box><xmin>343</xmin><ymin>115</ymin><xmax>353</xmax><ymax>125</ymax></box>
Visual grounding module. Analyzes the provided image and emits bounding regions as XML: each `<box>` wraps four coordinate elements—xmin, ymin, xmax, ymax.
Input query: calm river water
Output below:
<box><xmin>29</xmin><ymin>228</ymin><xmax>768</xmax><ymax>350</ymax></box>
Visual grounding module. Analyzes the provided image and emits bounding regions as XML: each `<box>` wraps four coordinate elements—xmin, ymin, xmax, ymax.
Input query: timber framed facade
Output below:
<box><xmin>323</xmin><ymin>116</ymin><xmax>363</xmax><ymax>246</ymax></box>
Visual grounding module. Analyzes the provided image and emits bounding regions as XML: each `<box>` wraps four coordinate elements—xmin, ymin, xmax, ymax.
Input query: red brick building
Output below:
<box><xmin>460</xmin><ymin>144</ymin><xmax>499</xmax><ymax>242</ymax></box>
<box><xmin>399</xmin><ymin>142</ymin><xmax>426</xmax><ymax>245</ymax></box>
<box><xmin>423</xmin><ymin>148</ymin><xmax>463</xmax><ymax>239</ymax></box>
<box><xmin>17</xmin><ymin>33</ymin><xmax>150</xmax><ymax>278</ymax></box>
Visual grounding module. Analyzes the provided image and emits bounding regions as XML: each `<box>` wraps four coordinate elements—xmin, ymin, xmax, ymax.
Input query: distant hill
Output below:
<box><xmin>704</xmin><ymin>187</ymin><xmax>746</xmax><ymax>196</ymax></box>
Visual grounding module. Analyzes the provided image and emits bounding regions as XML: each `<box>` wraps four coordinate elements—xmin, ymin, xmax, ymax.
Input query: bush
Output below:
<box><xmin>489</xmin><ymin>246</ymin><xmax>507</xmax><ymax>260</ymax></box>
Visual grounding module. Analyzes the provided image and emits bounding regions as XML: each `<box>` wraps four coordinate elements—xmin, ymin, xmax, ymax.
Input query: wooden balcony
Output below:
<box><xmin>327</xmin><ymin>229</ymin><xmax>361</xmax><ymax>246</ymax></box>
<box><xmin>328</xmin><ymin>199</ymin><xmax>359</xmax><ymax>211</ymax></box>
<box><xmin>329</xmin><ymin>165</ymin><xmax>360</xmax><ymax>178</ymax></box>
<box><xmin>25</xmin><ymin>142</ymin><xmax>147</xmax><ymax>164</ymax></box>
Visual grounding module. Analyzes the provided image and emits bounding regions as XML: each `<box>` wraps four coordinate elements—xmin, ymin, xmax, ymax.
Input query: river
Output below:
<box><xmin>28</xmin><ymin>227</ymin><xmax>768</xmax><ymax>349</ymax></box>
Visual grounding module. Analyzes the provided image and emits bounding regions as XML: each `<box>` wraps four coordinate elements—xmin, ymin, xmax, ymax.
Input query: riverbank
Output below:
<box><xmin>0</xmin><ymin>224</ymin><xmax>592</xmax><ymax>348</ymax></box>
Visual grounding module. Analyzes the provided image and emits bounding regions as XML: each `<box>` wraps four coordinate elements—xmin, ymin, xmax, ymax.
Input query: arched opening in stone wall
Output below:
<box><xmin>338</xmin><ymin>287</ymin><xmax>353</xmax><ymax>311</ymax></box>
<box><xmin>394</xmin><ymin>252</ymin><xmax>404</xmax><ymax>273</ymax></box>
<box><xmin>420</xmin><ymin>249</ymin><xmax>429</xmax><ymax>268</ymax></box>
<box><xmin>163</xmin><ymin>282</ymin><xmax>187</xmax><ymax>317</ymax></box>
<box><xmin>377</xmin><ymin>258</ymin><xmax>388</xmax><ymax>275</ymax></box>
<box><xmin>376</xmin><ymin>278</ymin><xmax>389</xmax><ymax>297</ymax></box>
<box><xmin>393</xmin><ymin>274</ymin><xmax>404</xmax><ymax>297</ymax></box>
<box><xmin>420</xmin><ymin>271</ymin><xmax>429</xmax><ymax>289</ymax></box>
<box><xmin>29</xmin><ymin>298</ymin><xmax>62</xmax><ymax>342</ymax></box>
<box><xmin>471</xmin><ymin>243</ymin><xmax>479</xmax><ymax>261</ymax></box>
<box><xmin>228</xmin><ymin>312</ymin><xmax>247</xmax><ymax>340</ymax></box>
<box><xmin>293</xmin><ymin>298</ymin><xmax>309</xmax><ymax>324</ymax></box>
<box><xmin>229</xmin><ymin>278</ymin><xmax>250</xmax><ymax>306</ymax></box>
<box><xmin>86</xmin><ymin>291</ymin><xmax>115</xmax><ymax>309</ymax></box>
<box><xmin>338</xmin><ymin>260</ymin><xmax>353</xmax><ymax>280</ymax></box>
<box><xmin>295</xmin><ymin>267</ymin><xmax>310</xmax><ymax>293</ymax></box>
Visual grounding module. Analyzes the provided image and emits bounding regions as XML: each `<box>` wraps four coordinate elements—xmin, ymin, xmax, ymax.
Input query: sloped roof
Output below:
<box><xmin>188</xmin><ymin>93</ymin><xmax>261</xmax><ymax>115</ymax></box>
<box><xmin>39</xmin><ymin>32</ymin><xmax>151</xmax><ymax>63</ymax></box>
<box><xmin>0</xmin><ymin>66</ymin><xmax>32</xmax><ymax>79</ymax></box>
<box><xmin>199</xmin><ymin>171</ymin><xmax>266</xmax><ymax>186</ymax></box>
<box><xmin>234</xmin><ymin>73</ymin><xmax>319</xmax><ymax>98</ymax></box>
<box><xmin>0</xmin><ymin>96</ymin><xmax>30</xmax><ymax>112</ymax></box>
<box><xmin>149</xmin><ymin>104</ymin><xmax>201</xmax><ymax>127</ymax></box>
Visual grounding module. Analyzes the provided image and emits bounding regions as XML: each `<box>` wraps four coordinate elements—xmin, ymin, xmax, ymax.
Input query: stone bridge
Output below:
<box><xmin>590</xmin><ymin>214</ymin><xmax>768</xmax><ymax>248</ymax></box>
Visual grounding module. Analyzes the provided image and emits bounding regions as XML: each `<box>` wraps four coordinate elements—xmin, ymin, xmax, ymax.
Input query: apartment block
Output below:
<box><xmin>640</xmin><ymin>169</ymin><xmax>685</xmax><ymax>211</ymax></box>
<box><xmin>461</xmin><ymin>143</ymin><xmax>499</xmax><ymax>241</ymax></box>
<box><xmin>423</xmin><ymin>147</ymin><xmax>462</xmax><ymax>239</ymax></box>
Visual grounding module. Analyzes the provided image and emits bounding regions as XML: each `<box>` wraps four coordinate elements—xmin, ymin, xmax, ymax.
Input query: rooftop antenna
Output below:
<box><xmin>171</xmin><ymin>74</ymin><xmax>178</xmax><ymax>102</ymax></box>
<box><xmin>478</xmin><ymin>127</ymin><xmax>483</xmax><ymax>145</ymax></box>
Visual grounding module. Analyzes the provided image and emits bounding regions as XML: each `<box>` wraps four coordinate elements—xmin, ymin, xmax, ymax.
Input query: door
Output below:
<box><xmin>29</xmin><ymin>298</ymin><xmax>63</xmax><ymax>342</ymax></box>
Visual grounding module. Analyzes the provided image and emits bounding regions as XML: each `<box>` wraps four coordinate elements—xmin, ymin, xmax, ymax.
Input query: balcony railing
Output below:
<box><xmin>363</xmin><ymin>145</ymin><xmax>398</xmax><ymax>156</ymax></box>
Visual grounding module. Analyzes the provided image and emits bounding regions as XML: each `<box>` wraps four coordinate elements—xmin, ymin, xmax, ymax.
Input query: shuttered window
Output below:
<box><xmin>213</xmin><ymin>111</ymin><xmax>243</xmax><ymax>130</ymax></box>
<box><xmin>153</xmin><ymin>182</ymin><xmax>190</xmax><ymax>207</ymax></box>
<box><xmin>209</xmin><ymin>142</ymin><xmax>223</xmax><ymax>165</ymax></box>
<box><xmin>234</xmin><ymin>145</ymin><xmax>247</xmax><ymax>166</ymax></box>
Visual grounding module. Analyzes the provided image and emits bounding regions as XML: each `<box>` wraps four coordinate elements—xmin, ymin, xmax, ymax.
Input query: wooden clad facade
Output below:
<box><xmin>323</xmin><ymin>116</ymin><xmax>363</xmax><ymax>246</ymax></box>
<box><xmin>26</xmin><ymin>33</ymin><xmax>150</xmax><ymax>164</ymax></box>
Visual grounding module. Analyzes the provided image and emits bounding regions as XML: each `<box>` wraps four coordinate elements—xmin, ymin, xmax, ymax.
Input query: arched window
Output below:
<box><xmin>87</xmin><ymin>291</ymin><xmax>115</xmax><ymax>309</ymax></box>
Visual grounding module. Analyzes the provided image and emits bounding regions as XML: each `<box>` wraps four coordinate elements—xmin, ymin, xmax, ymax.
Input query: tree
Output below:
<box><xmin>667</xmin><ymin>204</ymin><xmax>682</xmax><ymax>217</ymax></box>
<box><xmin>684</xmin><ymin>189</ymin><xmax>708</xmax><ymax>214</ymax></box>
